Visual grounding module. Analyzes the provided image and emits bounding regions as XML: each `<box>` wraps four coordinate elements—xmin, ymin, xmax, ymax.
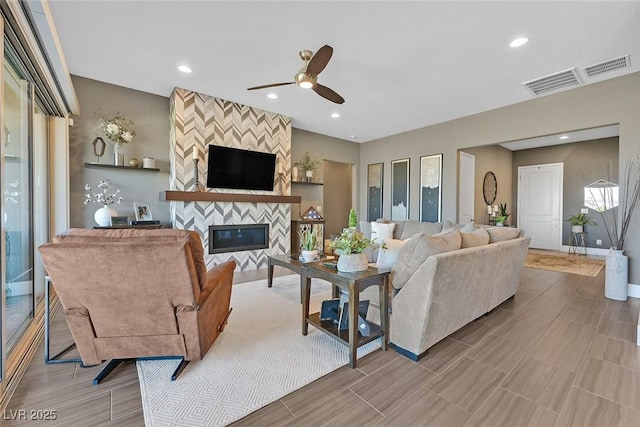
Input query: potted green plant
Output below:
<box><xmin>296</xmin><ymin>152</ymin><xmax>319</xmax><ymax>182</ymax></box>
<box><xmin>567</xmin><ymin>213</ymin><xmax>596</xmax><ymax>233</ymax></box>
<box><xmin>348</xmin><ymin>208</ymin><xmax>358</xmax><ymax>229</ymax></box>
<box><xmin>329</xmin><ymin>229</ymin><xmax>375</xmax><ymax>272</ymax></box>
<box><xmin>298</xmin><ymin>228</ymin><xmax>319</xmax><ymax>262</ymax></box>
<box><xmin>495</xmin><ymin>203</ymin><xmax>510</xmax><ymax>226</ymax></box>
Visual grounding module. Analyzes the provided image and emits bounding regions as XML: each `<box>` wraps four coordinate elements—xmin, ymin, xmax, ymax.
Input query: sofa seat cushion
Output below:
<box><xmin>399</xmin><ymin>220</ymin><xmax>444</xmax><ymax>240</ymax></box>
<box><xmin>461</xmin><ymin>227</ymin><xmax>490</xmax><ymax>248</ymax></box>
<box><xmin>391</xmin><ymin>228</ymin><xmax>462</xmax><ymax>290</ymax></box>
<box><xmin>487</xmin><ymin>227</ymin><xmax>523</xmax><ymax>243</ymax></box>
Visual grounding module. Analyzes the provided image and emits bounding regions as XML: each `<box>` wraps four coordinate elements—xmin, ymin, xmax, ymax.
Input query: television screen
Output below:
<box><xmin>206</xmin><ymin>145</ymin><xmax>277</xmax><ymax>191</ymax></box>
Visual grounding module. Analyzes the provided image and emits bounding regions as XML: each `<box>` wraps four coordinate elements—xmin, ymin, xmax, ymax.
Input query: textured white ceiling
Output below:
<box><xmin>45</xmin><ymin>1</ymin><xmax>640</xmax><ymax>142</ymax></box>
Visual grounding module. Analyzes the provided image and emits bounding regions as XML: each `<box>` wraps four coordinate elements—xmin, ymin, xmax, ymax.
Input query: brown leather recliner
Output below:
<box><xmin>38</xmin><ymin>228</ymin><xmax>235</xmax><ymax>383</ymax></box>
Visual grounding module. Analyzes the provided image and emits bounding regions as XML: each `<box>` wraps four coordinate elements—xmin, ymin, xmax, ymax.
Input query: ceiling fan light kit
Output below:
<box><xmin>247</xmin><ymin>44</ymin><xmax>345</xmax><ymax>104</ymax></box>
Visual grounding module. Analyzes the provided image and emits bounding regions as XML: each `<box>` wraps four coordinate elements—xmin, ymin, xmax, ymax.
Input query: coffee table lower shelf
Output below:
<box><xmin>307</xmin><ymin>312</ymin><xmax>383</xmax><ymax>347</ymax></box>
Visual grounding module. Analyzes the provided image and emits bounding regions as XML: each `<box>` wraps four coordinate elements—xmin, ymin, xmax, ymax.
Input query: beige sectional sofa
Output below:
<box><xmin>360</xmin><ymin>221</ymin><xmax>530</xmax><ymax>360</ymax></box>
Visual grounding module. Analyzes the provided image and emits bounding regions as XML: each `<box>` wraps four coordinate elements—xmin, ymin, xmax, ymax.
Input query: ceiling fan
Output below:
<box><xmin>247</xmin><ymin>45</ymin><xmax>345</xmax><ymax>104</ymax></box>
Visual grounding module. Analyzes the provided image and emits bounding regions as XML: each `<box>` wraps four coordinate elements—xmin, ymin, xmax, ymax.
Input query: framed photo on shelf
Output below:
<box><xmin>109</xmin><ymin>216</ymin><xmax>129</xmax><ymax>226</ymax></box>
<box><xmin>133</xmin><ymin>203</ymin><xmax>153</xmax><ymax>221</ymax></box>
<box><xmin>419</xmin><ymin>154</ymin><xmax>443</xmax><ymax>222</ymax></box>
<box><xmin>367</xmin><ymin>163</ymin><xmax>383</xmax><ymax>221</ymax></box>
<box><xmin>391</xmin><ymin>158</ymin><xmax>410</xmax><ymax>221</ymax></box>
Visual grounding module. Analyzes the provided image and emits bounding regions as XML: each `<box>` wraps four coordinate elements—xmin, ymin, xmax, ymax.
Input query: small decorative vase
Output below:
<box><xmin>301</xmin><ymin>250</ymin><xmax>318</xmax><ymax>262</ymax></box>
<box><xmin>496</xmin><ymin>222</ymin><xmax>504</xmax><ymax>227</ymax></box>
<box><xmin>605</xmin><ymin>249</ymin><xmax>628</xmax><ymax>301</ymax></box>
<box><xmin>94</xmin><ymin>205</ymin><xmax>117</xmax><ymax>227</ymax></box>
<box><xmin>337</xmin><ymin>253</ymin><xmax>369</xmax><ymax>273</ymax></box>
<box><xmin>114</xmin><ymin>143</ymin><xmax>125</xmax><ymax>166</ymax></box>
<box><xmin>305</xmin><ymin>169</ymin><xmax>313</xmax><ymax>183</ymax></box>
<box><xmin>571</xmin><ymin>225</ymin><xmax>584</xmax><ymax>233</ymax></box>
<box><xmin>292</xmin><ymin>166</ymin><xmax>299</xmax><ymax>182</ymax></box>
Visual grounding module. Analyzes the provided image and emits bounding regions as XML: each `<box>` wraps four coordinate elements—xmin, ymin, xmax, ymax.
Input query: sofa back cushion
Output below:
<box><xmin>461</xmin><ymin>227</ymin><xmax>490</xmax><ymax>248</ymax></box>
<box><xmin>399</xmin><ymin>220</ymin><xmax>444</xmax><ymax>240</ymax></box>
<box><xmin>486</xmin><ymin>227</ymin><xmax>523</xmax><ymax>243</ymax></box>
<box><xmin>391</xmin><ymin>228</ymin><xmax>462</xmax><ymax>290</ymax></box>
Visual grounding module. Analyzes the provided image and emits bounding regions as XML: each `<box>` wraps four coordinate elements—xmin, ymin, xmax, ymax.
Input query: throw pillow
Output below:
<box><xmin>391</xmin><ymin>228</ymin><xmax>462</xmax><ymax>290</ymax></box>
<box><xmin>399</xmin><ymin>220</ymin><xmax>444</xmax><ymax>239</ymax></box>
<box><xmin>376</xmin><ymin>238</ymin><xmax>407</xmax><ymax>270</ymax></box>
<box><xmin>460</xmin><ymin>222</ymin><xmax>475</xmax><ymax>233</ymax></box>
<box><xmin>371</xmin><ymin>222</ymin><xmax>395</xmax><ymax>245</ymax></box>
<box><xmin>487</xmin><ymin>227</ymin><xmax>523</xmax><ymax>243</ymax></box>
<box><xmin>358</xmin><ymin>221</ymin><xmax>372</xmax><ymax>240</ymax></box>
<box><xmin>461</xmin><ymin>227</ymin><xmax>490</xmax><ymax>248</ymax></box>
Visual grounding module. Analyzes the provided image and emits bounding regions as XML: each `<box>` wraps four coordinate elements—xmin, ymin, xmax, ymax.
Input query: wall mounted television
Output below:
<box><xmin>206</xmin><ymin>145</ymin><xmax>277</xmax><ymax>191</ymax></box>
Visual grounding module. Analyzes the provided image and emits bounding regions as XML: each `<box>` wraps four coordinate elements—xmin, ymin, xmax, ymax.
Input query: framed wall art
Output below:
<box><xmin>367</xmin><ymin>163</ymin><xmax>383</xmax><ymax>221</ymax></box>
<box><xmin>419</xmin><ymin>154</ymin><xmax>443</xmax><ymax>222</ymax></box>
<box><xmin>391</xmin><ymin>158</ymin><xmax>410</xmax><ymax>221</ymax></box>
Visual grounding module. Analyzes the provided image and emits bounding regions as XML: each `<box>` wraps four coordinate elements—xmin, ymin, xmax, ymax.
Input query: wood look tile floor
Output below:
<box><xmin>6</xmin><ymin>261</ymin><xmax>640</xmax><ymax>426</ymax></box>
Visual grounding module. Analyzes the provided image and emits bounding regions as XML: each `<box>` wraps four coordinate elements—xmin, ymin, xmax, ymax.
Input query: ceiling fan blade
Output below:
<box><xmin>306</xmin><ymin>45</ymin><xmax>333</xmax><ymax>76</ymax></box>
<box><xmin>247</xmin><ymin>82</ymin><xmax>295</xmax><ymax>90</ymax></box>
<box><xmin>313</xmin><ymin>84</ymin><xmax>345</xmax><ymax>104</ymax></box>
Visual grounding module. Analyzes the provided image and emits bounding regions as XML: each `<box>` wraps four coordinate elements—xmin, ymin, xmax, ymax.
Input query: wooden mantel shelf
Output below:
<box><xmin>160</xmin><ymin>190</ymin><xmax>301</xmax><ymax>204</ymax></box>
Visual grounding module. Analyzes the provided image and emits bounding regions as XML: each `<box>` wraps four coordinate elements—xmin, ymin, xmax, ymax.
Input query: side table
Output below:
<box><xmin>301</xmin><ymin>263</ymin><xmax>390</xmax><ymax>368</ymax></box>
<box><xmin>44</xmin><ymin>276</ymin><xmax>81</xmax><ymax>364</ymax></box>
<box><xmin>267</xmin><ymin>254</ymin><xmax>338</xmax><ymax>302</ymax></box>
<box><xmin>569</xmin><ymin>231</ymin><xmax>586</xmax><ymax>255</ymax></box>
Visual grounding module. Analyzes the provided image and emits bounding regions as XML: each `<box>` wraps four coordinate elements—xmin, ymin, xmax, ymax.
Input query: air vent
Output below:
<box><xmin>522</xmin><ymin>68</ymin><xmax>581</xmax><ymax>96</ymax></box>
<box><xmin>584</xmin><ymin>55</ymin><xmax>630</xmax><ymax>78</ymax></box>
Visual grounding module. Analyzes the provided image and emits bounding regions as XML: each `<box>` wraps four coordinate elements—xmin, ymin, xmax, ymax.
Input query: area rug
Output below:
<box><xmin>137</xmin><ymin>275</ymin><xmax>381</xmax><ymax>426</ymax></box>
<box><xmin>525</xmin><ymin>251</ymin><xmax>605</xmax><ymax>277</ymax></box>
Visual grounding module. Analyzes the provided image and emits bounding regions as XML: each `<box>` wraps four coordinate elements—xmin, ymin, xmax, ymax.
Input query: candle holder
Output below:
<box><xmin>193</xmin><ymin>158</ymin><xmax>203</xmax><ymax>192</ymax></box>
<box><xmin>278</xmin><ymin>172</ymin><xmax>284</xmax><ymax>195</ymax></box>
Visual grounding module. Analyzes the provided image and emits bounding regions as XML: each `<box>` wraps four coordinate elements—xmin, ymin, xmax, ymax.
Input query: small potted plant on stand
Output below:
<box><xmin>495</xmin><ymin>203</ymin><xmax>510</xmax><ymax>227</ymax></box>
<box><xmin>330</xmin><ymin>229</ymin><xmax>375</xmax><ymax>272</ymax></box>
<box><xmin>567</xmin><ymin>213</ymin><xmax>596</xmax><ymax>233</ymax></box>
<box><xmin>299</xmin><ymin>228</ymin><xmax>319</xmax><ymax>262</ymax></box>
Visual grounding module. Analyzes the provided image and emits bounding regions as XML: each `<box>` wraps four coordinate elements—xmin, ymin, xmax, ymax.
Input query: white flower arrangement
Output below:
<box><xmin>84</xmin><ymin>179</ymin><xmax>123</xmax><ymax>206</ymax></box>
<box><xmin>98</xmin><ymin>113</ymin><xmax>136</xmax><ymax>145</ymax></box>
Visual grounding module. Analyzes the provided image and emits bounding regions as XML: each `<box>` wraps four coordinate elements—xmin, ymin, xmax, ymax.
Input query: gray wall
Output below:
<box><xmin>69</xmin><ymin>76</ymin><xmax>171</xmax><ymax>227</ymax></box>
<box><xmin>291</xmin><ymin>127</ymin><xmax>361</xmax><ymax>220</ymax></box>
<box><xmin>360</xmin><ymin>71</ymin><xmax>640</xmax><ymax>283</ymax></box>
<box><xmin>323</xmin><ymin>160</ymin><xmax>353</xmax><ymax>236</ymax></box>
<box><xmin>461</xmin><ymin>146</ymin><xmax>513</xmax><ymax>225</ymax></box>
<box><xmin>512</xmin><ymin>137</ymin><xmax>619</xmax><ymax>248</ymax></box>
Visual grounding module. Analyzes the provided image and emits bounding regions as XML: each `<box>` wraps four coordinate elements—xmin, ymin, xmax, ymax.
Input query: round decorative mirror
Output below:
<box><xmin>483</xmin><ymin>171</ymin><xmax>497</xmax><ymax>205</ymax></box>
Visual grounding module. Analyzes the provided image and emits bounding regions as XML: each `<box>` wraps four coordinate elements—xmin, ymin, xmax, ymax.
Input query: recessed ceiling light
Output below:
<box><xmin>178</xmin><ymin>65</ymin><xmax>192</xmax><ymax>73</ymax></box>
<box><xmin>559</xmin><ymin>135</ymin><xmax>569</xmax><ymax>140</ymax></box>
<box><xmin>350</xmin><ymin>135</ymin><xmax>358</xmax><ymax>139</ymax></box>
<box><xmin>331</xmin><ymin>113</ymin><xmax>340</xmax><ymax>118</ymax></box>
<box><xmin>267</xmin><ymin>93</ymin><xmax>278</xmax><ymax>99</ymax></box>
<box><xmin>509</xmin><ymin>37</ymin><xmax>529</xmax><ymax>48</ymax></box>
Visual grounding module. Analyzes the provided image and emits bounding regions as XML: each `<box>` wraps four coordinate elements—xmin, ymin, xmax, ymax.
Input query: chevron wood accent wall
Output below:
<box><xmin>169</xmin><ymin>88</ymin><xmax>292</xmax><ymax>271</ymax></box>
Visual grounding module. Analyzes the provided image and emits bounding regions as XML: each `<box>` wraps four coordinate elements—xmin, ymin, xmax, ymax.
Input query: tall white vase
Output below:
<box><xmin>605</xmin><ymin>249</ymin><xmax>628</xmax><ymax>301</ymax></box>
<box><xmin>114</xmin><ymin>143</ymin><xmax>125</xmax><ymax>166</ymax></box>
<box><xmin>94</xmin><ymin>205</ymin><xmax>117</xmax><ymax>227</ymax></box>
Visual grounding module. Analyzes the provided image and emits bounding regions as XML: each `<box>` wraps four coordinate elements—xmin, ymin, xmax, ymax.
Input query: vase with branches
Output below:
<box><xmin>585</xmin><ymin>155</ymin><xmax>640</xmax><ymax>301</ymax></box>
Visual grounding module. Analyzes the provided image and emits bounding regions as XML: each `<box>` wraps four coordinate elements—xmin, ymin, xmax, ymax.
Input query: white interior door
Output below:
<box><xmin>458</xmin><ymin>152</ymin><xmax>475</xmax><ymax>224</ymax></box>
<box><xmin>518</xmin><ymin>163</ymin><xmax>563</xmax><ymax>250</ymax></box>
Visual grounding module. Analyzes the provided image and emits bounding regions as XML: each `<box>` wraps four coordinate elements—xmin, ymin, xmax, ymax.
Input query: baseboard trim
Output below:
<box><xmin>628</xmin><ymin>283</ymin><xmax>640</xmax><ymax>299</ymax></box>
<box><xmin>559</xmin><ymin>245</ymin><xmax>610</xmax><ymax>256</ymax></box>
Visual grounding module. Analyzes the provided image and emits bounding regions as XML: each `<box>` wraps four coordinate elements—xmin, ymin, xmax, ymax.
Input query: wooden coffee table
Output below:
<box><xmin>301</xmin><ymin>262</ymin><xmax>390</xmax><ymax>368</ymax></box>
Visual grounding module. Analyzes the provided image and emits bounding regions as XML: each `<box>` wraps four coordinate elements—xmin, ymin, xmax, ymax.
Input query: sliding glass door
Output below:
<box><xmin>3</xmin><ymin>56</ymin><xmax>34</xmax><ymax>354</ymax></box>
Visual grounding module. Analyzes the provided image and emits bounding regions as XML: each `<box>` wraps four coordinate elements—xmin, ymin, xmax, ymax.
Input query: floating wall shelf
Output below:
<box><xmin>84</xmin><ymin>163</ymin><xmax>160</xmax><ymax>172</ymax></box>
<box><xmin>292</xmin><ymin>181</ymin><xmax>324</xmax><ymax>186</ymax></box>
<box><xmin>159</xmin><ymin>191</ymin><xmax>301</xmax><ymax>204</ymax></box>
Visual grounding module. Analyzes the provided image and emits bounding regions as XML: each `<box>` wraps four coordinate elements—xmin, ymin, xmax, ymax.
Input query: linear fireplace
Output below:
<box><xmin>208</xmin><ymin>224</ymin><xmax>270</xmax><ymax>254</ymax></box>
